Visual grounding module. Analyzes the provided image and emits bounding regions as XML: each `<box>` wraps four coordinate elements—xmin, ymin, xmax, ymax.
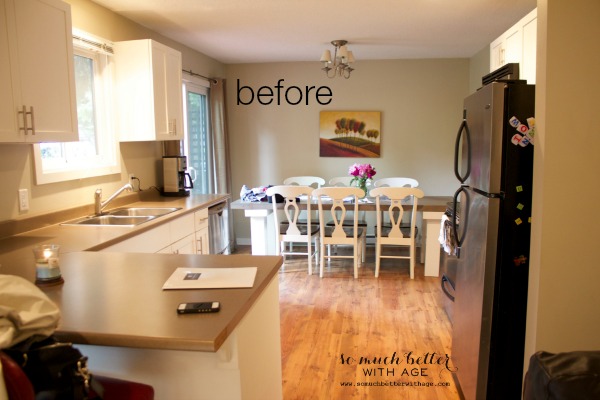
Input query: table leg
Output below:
<box><xmin>244</xmin><ymin>209</ymin><xmax>274</xmax><ymax>255</ymax></box>
<box><xmin>422</xmin><ymin>211</ymin><xmax>444</xmax><ymax>277</ymax></box>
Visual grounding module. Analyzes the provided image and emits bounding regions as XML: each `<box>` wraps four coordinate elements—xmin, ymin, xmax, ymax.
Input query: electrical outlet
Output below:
<box><xmin>18</xmin><ymin>189</ymin><xmax>29</xmax><ymax>211</ymax></box>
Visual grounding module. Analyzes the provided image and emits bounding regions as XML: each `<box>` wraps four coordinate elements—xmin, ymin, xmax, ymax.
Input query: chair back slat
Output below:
<box><xmin>386</xmin><ymin>199</ymin><xmax>405</xmax><ymax>238</ymax></box>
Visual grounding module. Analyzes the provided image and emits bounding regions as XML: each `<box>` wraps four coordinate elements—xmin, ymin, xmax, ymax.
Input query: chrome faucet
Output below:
<box><xmin>94</xmin><ymin>183</ymin><xmax>133</xmax><ymax>215</ymax></box>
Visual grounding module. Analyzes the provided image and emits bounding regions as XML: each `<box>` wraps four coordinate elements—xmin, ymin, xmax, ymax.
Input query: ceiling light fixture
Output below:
<box><xmin>320</xmin><ymin>40</ymin><xmax>355</xmax><ymax>79</ymax></box>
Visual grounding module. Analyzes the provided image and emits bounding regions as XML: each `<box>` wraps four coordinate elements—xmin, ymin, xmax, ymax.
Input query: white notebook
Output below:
<box><xmin>162</xmin><ymin>267</ymin><xmax>258</xmax><ymax>290</ymax></box>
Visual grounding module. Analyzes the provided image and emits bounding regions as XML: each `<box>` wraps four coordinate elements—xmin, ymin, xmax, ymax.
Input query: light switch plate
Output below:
<box><xmin>18</xmin><ymin>188</ymin><xmax>29</xmax><ymax>211</ymax></box>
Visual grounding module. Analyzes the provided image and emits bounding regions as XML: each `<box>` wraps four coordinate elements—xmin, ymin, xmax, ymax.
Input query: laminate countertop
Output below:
<box><xmin>41</xmin><ymin>251</ymin><xmax>282</xmax><ymax>352</ymax></box>
<box><xmin>0</xmin><ymin>193</ymin><xmax>229</xmax><ymax>281</ymax></box>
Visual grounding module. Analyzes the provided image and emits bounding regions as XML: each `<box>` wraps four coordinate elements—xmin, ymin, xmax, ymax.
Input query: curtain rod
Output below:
<box><xmin>182</xmin><ymin>69</ymin><xmax>217</xmax><ymax>84</ymax></box>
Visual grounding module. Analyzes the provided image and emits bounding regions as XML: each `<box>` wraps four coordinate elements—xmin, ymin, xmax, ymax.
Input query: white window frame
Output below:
<box><xmin>182</xmin><ymin>76</ymin><xmax>212</xmax><ymax>193</ymax></box>
<box><xmin>32</xmin><ymin>30</ymin><xmax>120</xmax><ymax>184</ymax></box>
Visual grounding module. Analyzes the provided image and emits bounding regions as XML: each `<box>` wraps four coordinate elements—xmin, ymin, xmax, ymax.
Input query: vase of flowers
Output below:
<box><xmin>348</xmin><ymin>163</ymin><xmax>376</xmax><ymax>198</ymax></box>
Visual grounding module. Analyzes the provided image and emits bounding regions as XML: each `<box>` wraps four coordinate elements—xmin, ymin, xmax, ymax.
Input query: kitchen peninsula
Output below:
<box><xmin>45</xmin><ymin>252</ymin><xmax>283</xmax><ymax>400</ymax></box>
<box><xmin>0</xmin><ymin>193</ymin><xmax>283</xmax><ymax>399</ymax></box>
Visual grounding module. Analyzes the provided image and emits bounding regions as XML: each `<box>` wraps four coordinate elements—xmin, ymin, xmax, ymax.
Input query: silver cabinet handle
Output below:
<box><xmin>18</xmin><ymin>106</ymin><xmax>35</xmax><ymax>135</ymax></box>
<box><xmin>29</xmin><ymin>106</ymin><xmax>35</xmax><ymax>135</ymax></box>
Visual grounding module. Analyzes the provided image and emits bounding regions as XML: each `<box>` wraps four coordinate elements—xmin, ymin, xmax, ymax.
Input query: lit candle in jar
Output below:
<box><xmin>33</xmin><ymin>244</ymin><xmax>62</xmax><ymax>283</ymax></box>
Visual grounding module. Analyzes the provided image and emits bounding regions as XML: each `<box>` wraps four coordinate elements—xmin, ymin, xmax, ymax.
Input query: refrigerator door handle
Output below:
<box><xmin>454</xmin><ymin>109</ymin><xmax>471</xmax><ymax>184</ymax></box>
<box><xmin>441</xmin><ymin>274</ymin><xmax>456</xmax><ymax>302</ymax></box>
<box><xmin>452</xmin><ymin>186</ymin><xmax>469</xmax><ymax>254</ymax></box>
<box><xmin>472</xmin><ymin>187</ymin><xmax>504</xmax><ymax>199</ymax></box>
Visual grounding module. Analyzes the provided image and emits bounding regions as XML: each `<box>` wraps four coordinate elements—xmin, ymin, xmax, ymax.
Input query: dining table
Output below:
<box><xmin>230</xmin><ymin>195</ymin><xmax>452</xmax><ymax>277</ymax></box>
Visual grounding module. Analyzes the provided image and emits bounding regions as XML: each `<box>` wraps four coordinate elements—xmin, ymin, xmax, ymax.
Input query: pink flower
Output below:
<box><xmin>348</xmin><ymin>163</ymin><xmax>376</xmax><ymax>180</ymax></box>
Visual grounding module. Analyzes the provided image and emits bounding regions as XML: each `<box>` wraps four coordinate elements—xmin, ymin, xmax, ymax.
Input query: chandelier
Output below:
<box><xmin>320</xmin><ymin>40</ymin><xmax>355</xmax><ymax>79</ymax></box>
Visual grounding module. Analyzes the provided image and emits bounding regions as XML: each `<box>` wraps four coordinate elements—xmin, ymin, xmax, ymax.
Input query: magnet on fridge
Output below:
<box><xmin>527</xmin><ymin>117</ymin><xmax>536</xmax><ymax>128</ymax></box>
<box><xmin>528</xmin><ymin>217</ymin><xmax>531</xmax><ymax>223</ymax></box>
<box><xmin>516</xmin><ymin>185</ymin><xmax>523</xmax><ymax>192</ymax></box>
<box><xmin>511</xmin><ymin>134</ymin><xmax>523</xmax><ymax>146</ymax></box>
<box><xmin>513</xmin><ymin>255</ymin><xmax>527</xmax><ymax>266</ymax></box>
<box><xmin>519</xmin><ymin>136</ymin><xmax>530</xmax><ymax>147</ymax></box>
<box><xmin>517</xmin><ymin>123</ymin><xmax>530</xmax><ymax>135</ymax></box>
<box><xmin>515</xmin><ymin>218</ymin><xmax>523</xmax><ymax>225</ymax></box>
<box><xmin>509</xmin><ymin>116</ymin><xmax>520</xmax><ymax>128</ymax></box>
<box><xmin>517</xmin><ymin>203</ymin><xmax>524</xmax><ymax>210</ymax></box>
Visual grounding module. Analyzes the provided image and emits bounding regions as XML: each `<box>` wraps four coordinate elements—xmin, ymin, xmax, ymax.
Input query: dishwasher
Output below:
<box><xmin>208</xmin><ymin>201</ymin><xmax>231</xmax><ymax>254</ymax></box>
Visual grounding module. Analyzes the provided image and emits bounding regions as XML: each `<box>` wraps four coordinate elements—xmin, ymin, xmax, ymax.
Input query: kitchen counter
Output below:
<box><xmin>0</xmin><ymin>194</ymin><xmax>284</xmax><ymax>399</ymax></box>
<box><xmin>0</xmin><ymin>193</ymin><xmax>229</xmax><ymax>281</ymax></box>
<box><xmin>43</xmin><ymin>251</ymin><xmax>283</xmax><ymax>399</ymax></box>
<box><xmin>43</xmin><ymin>251</ymin><xmax>282</xmax><ymax>352</ymax></box>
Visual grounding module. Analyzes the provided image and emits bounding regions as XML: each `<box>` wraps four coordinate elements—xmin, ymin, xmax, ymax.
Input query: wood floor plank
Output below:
<box><xmin>235</xmin><ymin>245</ymin><xmax>460</xmax><ymax>399</ymax></box>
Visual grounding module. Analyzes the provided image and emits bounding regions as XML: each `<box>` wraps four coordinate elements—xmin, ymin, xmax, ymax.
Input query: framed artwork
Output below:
<box><xmin>319</xmin><ymin>111</ymin><xmax>381</xmax><ymax>157</ymax></box>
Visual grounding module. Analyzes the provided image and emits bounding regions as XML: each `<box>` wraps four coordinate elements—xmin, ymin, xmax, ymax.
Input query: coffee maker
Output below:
<box><xmin>162</xmin><ymin>156</ymin><xmax>193</xmax><ymax>197</ymax></box>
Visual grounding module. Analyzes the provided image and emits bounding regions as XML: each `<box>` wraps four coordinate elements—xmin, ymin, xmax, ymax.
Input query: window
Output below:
<box><xmin>183</xmin><ymin>78</ymin><xmax>211</xmax><ymax>193</ymax></box>
<box><xmin>33</xmin><ymin>31</ymin><xmax>119</xmax><ymax>184</ymax></box>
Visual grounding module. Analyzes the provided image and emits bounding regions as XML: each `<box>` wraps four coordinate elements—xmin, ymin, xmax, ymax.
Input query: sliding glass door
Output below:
<box><xmin>183</xmin><ymin>81</ymin><xmax>211</xmax><ymax>193</ymax></box>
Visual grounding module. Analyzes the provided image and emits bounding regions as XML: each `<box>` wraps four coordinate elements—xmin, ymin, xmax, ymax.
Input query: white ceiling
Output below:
<box><xmin>90</xmin><ymin>0</ymin><xmax>536</xmax><ymax>64</ymax></box>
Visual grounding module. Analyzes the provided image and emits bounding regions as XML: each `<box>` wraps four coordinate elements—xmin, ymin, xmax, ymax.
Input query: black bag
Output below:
<box><xmin>5</xmin><ymin>336</ymin><xmax>95</xmax><ymax>399</ymax></box>
<box><xmin>523</xmin><ymin>350</ymin><xmax>600</xmax><ymax>400</ymax></box>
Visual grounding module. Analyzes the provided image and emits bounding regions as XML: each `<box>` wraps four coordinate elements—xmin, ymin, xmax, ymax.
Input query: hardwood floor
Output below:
<box><xmin>234</xmin><ymin>245</ymin><xmax>460</xmax><ymax>400</ymax></box>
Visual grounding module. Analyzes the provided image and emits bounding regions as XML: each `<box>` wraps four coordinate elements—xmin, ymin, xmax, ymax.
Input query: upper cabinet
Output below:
<box><xmin>114</xmin><ymin>39</ymin><xmax>183</xmax><ymax>141</ymax></box>
<box><xmin>490</xmin><ymin>8</ymin><xmax>537</xmax><ymax>84</ymax></box>
<box><xmin>0</xmin><ymin>0</ymin><xmax>78</xmax><ymax>143</ymax></box>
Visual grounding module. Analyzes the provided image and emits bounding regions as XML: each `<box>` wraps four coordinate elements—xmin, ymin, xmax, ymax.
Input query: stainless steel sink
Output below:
<box><xmin>61</xmin><ymin>207</ymin><xmax>181</xmax><ymax>226</ymax></box>
<box><xmin>63</xmin><ymin>215</ymin><xmax>154</xmax><ymax>226</ymax></box>
<box><xmin>107</xmin><ymin>207</ymin><xmax>181</xmax><ymax>217</ymax></box>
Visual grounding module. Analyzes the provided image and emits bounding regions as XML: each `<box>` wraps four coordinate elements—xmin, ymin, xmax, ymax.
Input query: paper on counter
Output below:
<box><xmin>162</xmin><ymin>267</ymin><xmax>257</xmax><ymax>290</ymax></box>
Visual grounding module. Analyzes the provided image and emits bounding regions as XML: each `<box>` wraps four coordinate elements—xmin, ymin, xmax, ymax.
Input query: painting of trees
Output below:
<box><xmin>320</xmin><ymin>111</ymin><xmax>381</xmax><ymax>157</ymax></box>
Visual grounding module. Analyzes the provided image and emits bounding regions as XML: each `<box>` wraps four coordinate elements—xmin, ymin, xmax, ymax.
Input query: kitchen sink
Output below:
<box><xmin>107</xmin><ymin>207</ymin><xmax>181</xmax><ymax>217</ymax></box>
<box><xmin>61</xmin><ymin>207</ymin><xmax>181</xmax><ymax>226</ymax></box>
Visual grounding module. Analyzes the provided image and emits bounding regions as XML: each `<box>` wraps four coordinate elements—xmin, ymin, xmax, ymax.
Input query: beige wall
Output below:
<box><xmin>0</xmin><ymin>0</ymin><xmax>224</xmax><ymax>221</ymax></box>
<box><xmin>469</xmin><ymin>46</ymin><xmax>490</xmax><ymax>93</ymax></box>
<box><xmin>226</xmin><ymin>59</ymin><xmax>471</xmax><ymax>240</ymax></box>
<box><xmin>525</xmin><ymin>0</ymin><xmax>600</xmax><ymax>366</ymax></box>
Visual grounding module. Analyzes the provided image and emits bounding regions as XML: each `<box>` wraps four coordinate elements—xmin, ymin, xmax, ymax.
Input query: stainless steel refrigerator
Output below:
<box><xmin>450</xmin><ymin>80</ymin><xmax>535</xmax><ymax>400</ymax></box>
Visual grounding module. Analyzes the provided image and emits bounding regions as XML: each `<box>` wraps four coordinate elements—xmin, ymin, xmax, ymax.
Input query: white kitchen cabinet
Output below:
<box><xmin>168</xmin><ymin>234</ymin><xmax>196</xmax><ymax>255</ymax></box>
<box><xmin>102</xmin><ymin>209</ymin><xmax>209</xmax><ymax>255</ymax></box>
<box><xmin>490</xmin><ymin>8</ymin><xmax>537</xmax><ymax>84</ymax></box>
<box><xmin>103</xmin><ymin>223</ymin><xmax>171</xmax><ymax>253</ymax></box>
<box><xmin>194</xmin><ymin>208</ymin><xmax>210</xmax><ymax>255</ymax></box>
<box><xmin>114</xmin><ymin>39</ymin><xmax>183</xmax><ymax>141</ymax></box>
<box><xmin>0</xmin><ymin>0</ymin><xmax>78</xmax><ymax>143</ymax></box>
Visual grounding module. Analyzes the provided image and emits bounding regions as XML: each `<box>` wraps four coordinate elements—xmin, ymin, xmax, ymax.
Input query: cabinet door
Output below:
<box><xmin>521</xmin><ymin>13</ymin><xmax>537</xmax><ymax>84</ymax></box>
<box><xmin>115</xmin><ymin>39</ymin><xmax>182</xmax><ymax>141</ymax></box>
<box><xmin>0</xmin><ymin>0</ymin><xmax>19</xmax><ymax>141</ymax></box>
<box><xmin>171</xmin><ymin>233</ymin><xmax>196</xmax><ymax>254</ymax></box>
<box><xmin>10</xmin><ymin>0</ymin><xmax>78</xmax><ymax>142</ymax></box>
<box><xmin>151</xmin><ymin>41</ymin><xmax>183</xmax><ymax>141</ymax></box>
<box><xmin>101</xmin><ymin>223</ymin><xmax>171</xmax><ymax>253</ymax></box>
<box><xmin>195</xmin><ymin>227</ymin><xmax>210</xmax><ymax>255</ymax></box>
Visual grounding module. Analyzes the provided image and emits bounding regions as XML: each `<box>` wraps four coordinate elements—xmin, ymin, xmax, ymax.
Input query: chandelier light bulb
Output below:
<box><xmin>320</xmin><ymin>39</ymin><xmax>355</xmax><ymax>79</ymax></box>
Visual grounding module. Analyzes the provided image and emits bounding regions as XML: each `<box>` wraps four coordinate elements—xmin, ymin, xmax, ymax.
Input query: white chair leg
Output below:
<box><xmin>315</xmin><ymin>237</ymin><xmax>320</xmax><ymax>267</ymax></box>
<box><xmin>362</xmin><ymin>235</ymin><xmax>366</xmax><ymax>263</ymax></box>
<box><xmin>375</xmin><ymin>243</ymin><xmax>381</xmax><ymax>278</ymax></box>
<box><xmin>410</xmin><ymin>245</ymin><xmax>415</xmax><ymax>279</ymax></box>
<box><xmin>353</xmin><ymin>244</ymin><xmax>359</xmax><ymax>279</ymax></box>
<box><xmin>307</xmin><ymin>240</ymin><xmax>312</xmax><ymax>275</ymax></box>
<box><xmin>320</xmin><ymin>241</ymin><xmax>325</xmax><ymax>278</ymax></box>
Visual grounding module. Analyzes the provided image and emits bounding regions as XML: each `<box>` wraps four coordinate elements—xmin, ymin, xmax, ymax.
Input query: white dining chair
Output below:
<box><xmin>370</xmin><ymin>187</ymin><xmax>424</xmax><ymax>279</ymax></box>
<box><xmin>326</xmin><ymin>177</ymin><xmax>368</xmax><ymax>255</ymax></box>
<box><xmin>266</xmin><ymin>185</ymin><xmax>319</xmax><ymax>275</ymax></box>
<box><xmin>327</xmin><ymin>177</ymin><xmax>368</xmax><ymax>225</ymax></box>
<box><xmin>372</xmin><ymin>177</ymin><xmax>419</xmax><ymax>229</ymax></box>
<box><xmin>313</xmin><ymin>187</ymin><xmax>367</xmax><ymax>278</ymax></box>
<box><xmin>328</xmin><ymin>176</ymin><xmax>353</xmax><ymax>187</ymax></box>
<box><xmin>372</xmin><ymin>177</ymin><xmax>419</xmax><ymax>188</ymax></box>
<box><xmin>283</xmin><ymin>176</ymin><xmax>326</xmax><ymax>188</ymax></box>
